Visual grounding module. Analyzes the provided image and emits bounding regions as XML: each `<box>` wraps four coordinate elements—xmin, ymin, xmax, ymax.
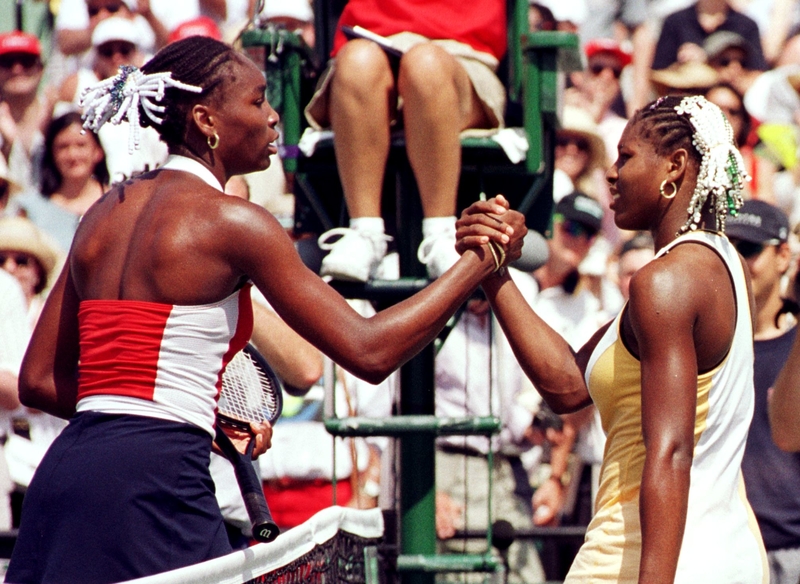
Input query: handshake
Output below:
<box><xmin>455</xmin><ymin>195</ymin><xmax>549</xmax><ymax>275</ymax></box>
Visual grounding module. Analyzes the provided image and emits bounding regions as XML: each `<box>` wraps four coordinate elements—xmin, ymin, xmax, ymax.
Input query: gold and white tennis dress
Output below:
<box><xmin>565</xmin><ymin>231</ymin><xmax>767</xmax><ymax>583</ymax></box>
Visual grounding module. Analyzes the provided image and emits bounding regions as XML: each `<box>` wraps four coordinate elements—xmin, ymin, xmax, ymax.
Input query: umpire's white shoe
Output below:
<box><xmin>318</xmin><ymin>227</ymin><xmax>392</xmax><ymax>282</ymax></box>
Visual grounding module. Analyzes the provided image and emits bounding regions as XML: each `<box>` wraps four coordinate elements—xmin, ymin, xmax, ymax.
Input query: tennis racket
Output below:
<box><xmin>217</xmin><ymin>343</ymin><xmax>283</xmax><ymax>543</ymax></box>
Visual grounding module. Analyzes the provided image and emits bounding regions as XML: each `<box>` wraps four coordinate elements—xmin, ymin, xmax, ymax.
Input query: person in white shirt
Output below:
<box><xmin>434</xmin><ymin>271</ymin><xmax>549</xmax><ymax>584</ymax></box>
<box><xmin>0</xmin><ymin>270</ymin><xmax>27</xmax><ymax>530</ymax></box>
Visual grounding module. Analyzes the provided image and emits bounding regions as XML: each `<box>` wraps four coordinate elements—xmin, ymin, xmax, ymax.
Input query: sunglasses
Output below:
<box><xmin>0</xmin><ymin>253</ymin><xmax>32</xmax><ymax>267</ymax></box>
<box><xmin>88</xmin><ymin>3</ymin><xmax>123</xmax><ymax>17</ymax></box>
<box><xmin>589</xmin><ymin>63</ymin><xmax>622</xmax><ymax>79</ymax></box>
<box><xmin>0</xmin><ymin>53</ymin><xmax>39</xmax><ymax>70</ymax></box>
<box><xmin>715</xmin><ymin>56</ymin><xmax>745</xmax><ymax>68</ymax></box>
<box><xmin>732</xmin><ymin>239</ymin><xmax>775</xmax><ymax>259</ymax></box>
<box><xmin>560</xmin><ymin>219</ymin><xmax>597</xmax><ymax>239</ymax></box>
<box><xmin>556</xmin><ymin>134</ymin><xmax>590</xmax><ymax>151</ymax></box>
<box><xmin>97</xmin><ymin>42</ymin><xmax>135</xmax><ymax>58</ymax></box>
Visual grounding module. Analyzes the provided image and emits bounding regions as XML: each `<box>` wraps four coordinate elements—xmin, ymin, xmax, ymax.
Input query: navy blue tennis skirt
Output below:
<box><xmin>6</xmin><ymin>411</ymin><xmax>232</xmax><ymax>584</ymax></box>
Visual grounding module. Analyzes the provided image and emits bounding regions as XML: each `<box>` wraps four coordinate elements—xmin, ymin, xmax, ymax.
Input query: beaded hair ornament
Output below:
<box><xmin>80</xmin><ymin>65</ymin><xmax>203</xmax><ymax>153</ymax></box>
<box><xmin>666</xmin><ymin>95</ymin><xmax>749</xmax><ymax>233</ymax></box>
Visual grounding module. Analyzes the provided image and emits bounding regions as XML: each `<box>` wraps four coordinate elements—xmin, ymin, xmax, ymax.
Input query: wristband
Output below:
<box><xmin>487</xmin><ymin>241</ymin><xmax>506</xmax><ymax>273</ymax></box>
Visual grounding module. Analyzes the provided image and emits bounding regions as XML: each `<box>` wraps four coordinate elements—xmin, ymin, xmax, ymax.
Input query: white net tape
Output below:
<box><xmin>119</xmin><ymin>507</ymin><xmax>384</xmax><ymax>584</ymax></box>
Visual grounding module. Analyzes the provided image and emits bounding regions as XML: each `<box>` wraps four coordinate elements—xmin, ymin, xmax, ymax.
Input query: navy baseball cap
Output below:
<box><xmin>726</xmin><ymin>200</ymin><xmax>789</xmax><ymax>244</ymax></box>
<box><xmin>554</xmin><ymin>191</ymin><xmax>604</xmax><ymax>232</ymax></box>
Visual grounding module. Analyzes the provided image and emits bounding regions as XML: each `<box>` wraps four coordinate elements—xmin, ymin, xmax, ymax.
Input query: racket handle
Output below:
<box><xmin>215</xmin><ymin>426</ymin><xmax>280</xmax><ymax>543</ymax></box>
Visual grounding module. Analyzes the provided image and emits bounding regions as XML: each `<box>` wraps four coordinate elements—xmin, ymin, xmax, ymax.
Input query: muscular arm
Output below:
<box><xmin>18</xmin><ymin>263</ymin><xmax>81</xmax><ymax>419</ymax></box>
<box><xmin>628</xmin><ymin>261</ymin><xmax>698</xmax><ymax>584</ymax></box>
<box><xmin>770</xmin><ymin>330</ymin><xmax>800</xmax><ymax>451</ymax></box>
<box><xmin>481</xmin><ymin>272</ymin><xmax>591</xmax><ymax>413</ymax></box>
<box><xmin>232</xmin><ymin>198</ymin><xmax>522</xmax><ymax>385</ymax></box>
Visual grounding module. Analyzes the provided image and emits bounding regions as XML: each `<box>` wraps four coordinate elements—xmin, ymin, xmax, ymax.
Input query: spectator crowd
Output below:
<box><xmin>2</xmin><ymin>0</ymin><xmax>800</xmax><ymax>582</ymax></box>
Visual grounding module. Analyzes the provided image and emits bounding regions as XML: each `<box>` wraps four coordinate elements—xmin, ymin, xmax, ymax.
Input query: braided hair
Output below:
<box><xmin>138</xmin><ymin>37</ymin><xmax>241</xmax><ymax>147</ymax></box>
<box><xmin>630</xmin><ymin>95</ymin><xmax>748</xmax><ymax>234</ymax></box>
<box><xmin>80</xmin><ymin>36</ymin><xmax>243</xmax><ymax>151</ymax></box>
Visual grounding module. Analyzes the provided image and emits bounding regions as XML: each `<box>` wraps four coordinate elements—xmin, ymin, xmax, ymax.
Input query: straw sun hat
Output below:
<box><xmin>0</xmin><ymin>216</ymin><xmax>61</xmax><ymax>292</ymax></box>
<box><xmin>558</xmin><ymin>105</ymin><xmax>607</xmax><ymax>173</ymax></box>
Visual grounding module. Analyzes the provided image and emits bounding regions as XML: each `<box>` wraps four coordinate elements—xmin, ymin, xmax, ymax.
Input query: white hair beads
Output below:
<box><xmin>673</xmin><ymin>95</ymin><xmax>749</xmax><ymax>233</ymax></box>
<box><xmin>80</xmin><ymin>65</ymin><xmax>203</xmax><ymax>153</ymax></box>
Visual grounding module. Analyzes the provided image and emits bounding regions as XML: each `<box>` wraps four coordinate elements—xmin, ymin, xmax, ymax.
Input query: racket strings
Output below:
<box><xmin>219</xmin><ymin>350</ymin><xmax>281</xmax><ymax>424</ymax></box>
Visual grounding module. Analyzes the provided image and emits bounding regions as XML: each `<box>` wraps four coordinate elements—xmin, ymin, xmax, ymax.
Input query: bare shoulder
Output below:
<box><xmin>200</xmin><ymin>189</ymin><xmax>289</xmax><ymax>256</ymax></box>
<box><xmin>629</xmin><ymin>241</ymin><xmax>728</xmax><ymax>314</ymax></box>
<box><xmin>627</xmin><ymin>240</ymin><xmax>735</xmax><ymax>370</ymax></box>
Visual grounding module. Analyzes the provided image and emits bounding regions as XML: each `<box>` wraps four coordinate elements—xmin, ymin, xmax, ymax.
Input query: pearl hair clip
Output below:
<box><xmin>80</xmin><ymin>65</ymin><xmax>203</xmax><ymax>153</ymax></box>
<box><xmin>673</xmin><ymin>95</ymin><xmax>750</xmax><ymax>233</ymax></box>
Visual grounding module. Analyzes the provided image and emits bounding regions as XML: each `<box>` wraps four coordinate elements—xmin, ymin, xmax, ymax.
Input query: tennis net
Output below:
<box><xmin>121</xmin><ymin>506</ymin><xmax>384</xmax><ymax>584</ymax></box>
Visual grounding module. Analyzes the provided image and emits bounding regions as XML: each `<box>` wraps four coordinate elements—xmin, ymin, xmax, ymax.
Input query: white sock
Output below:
<box><xmin>422</xmin><ymin>216</ymin><xmax>456</xmax><ymax>239</ymax></box>
<box><xmin>350</xmin><ymin>217</ymin><xmax>385</xmax><ymax>234</ymax></box>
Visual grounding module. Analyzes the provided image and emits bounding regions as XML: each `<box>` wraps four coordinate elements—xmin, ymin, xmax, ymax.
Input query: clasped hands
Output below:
<box><xmin>455</xmin><ymin>194</ymin><xmax>526</xmax><ymax>275</ymax></box>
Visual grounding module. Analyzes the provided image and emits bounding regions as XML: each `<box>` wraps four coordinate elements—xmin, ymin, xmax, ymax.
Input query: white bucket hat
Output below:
<box><xmin>260</xmin><ymin>0</ymin><xmax>313</xmax><ymax>23</ymax></box>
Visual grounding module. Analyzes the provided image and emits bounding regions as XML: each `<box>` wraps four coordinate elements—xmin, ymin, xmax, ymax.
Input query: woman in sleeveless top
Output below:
<box><xmin>8</xmin><ymin>37</ymin><xmax>525</xmax><ymax>584</ymax></box>
<box><xmin>459</xmin><ymin>95</ymin><xmax>768</xmax><ymax>583</ymax></box>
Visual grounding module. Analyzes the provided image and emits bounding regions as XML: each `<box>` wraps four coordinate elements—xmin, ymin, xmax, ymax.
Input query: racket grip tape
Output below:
<box><xmin>215</xmin><ymin>426</ymin><xmax>280</xmax><ymax>543</ymax></box>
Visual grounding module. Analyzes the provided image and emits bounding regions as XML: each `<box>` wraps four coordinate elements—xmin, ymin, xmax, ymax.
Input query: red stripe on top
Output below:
<box><xmin>216</xmin><ymin>283</ymin><xmax>254</xmax><ymax>394</ymax></box>
<box><xmin>78</xmin><ymin>301</ymin><xmax>173</xmax><ymax>400</ymax></box>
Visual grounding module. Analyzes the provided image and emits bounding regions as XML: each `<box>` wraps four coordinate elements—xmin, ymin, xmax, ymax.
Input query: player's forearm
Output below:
<box><xmin>483</xmin><ymin>273</ymin><xmax>589</xmax><ymax>413</ymax></box>
<box><xmin>343</xmin><ymin>248</ymin><xmax>495</xmax><ymax>384</ymax></box>
<box><xmin>18</xmin><ymin>365</ymin><xmax>77</xmax><ymax>419</ymax></box>
<box><xmin>638</xmin><ymin>447</ymin><xmax>691</xmax><ymax>583</ymax></box>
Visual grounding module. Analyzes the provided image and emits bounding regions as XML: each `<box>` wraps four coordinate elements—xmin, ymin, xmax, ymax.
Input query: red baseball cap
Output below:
<box><xmin>168</xmin><ymin>16</ymin><xmax>222</xmax><ymax>44</ymax></box>
<box><xmin>585</xmin><ymin>38</ymin><xmax>632</xmax><ymax>68</ymax></box>
<box><xmin>0</xmin><ymin>31</ymin><xmax>42</xmax><ymax>58</ymax></box>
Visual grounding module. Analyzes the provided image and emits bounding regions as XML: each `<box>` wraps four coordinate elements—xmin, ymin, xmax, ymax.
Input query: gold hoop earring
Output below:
<box><xmin>207</xmin><ymin>133</ymin><xmax>219</xmax><ymax>150</ymax></box>
<box><xmin>660</xmin><ymin>179</ymin><xmax>677</xmax><ymax>199</ymax></box>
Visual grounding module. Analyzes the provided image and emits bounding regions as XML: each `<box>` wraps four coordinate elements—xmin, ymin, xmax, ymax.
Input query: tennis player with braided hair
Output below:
<box><xmin>6</xmin><ymin>36</ymin><xmax>524</xmax><ymax>584</ymax></box>
<box><xmin>457</xmin><ymin>95</ymin><xmax>768</xmax><ymax>583</ymax></box>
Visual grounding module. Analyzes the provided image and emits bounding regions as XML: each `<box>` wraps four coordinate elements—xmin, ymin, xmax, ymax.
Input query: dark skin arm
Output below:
<box><xmin>235</xmin><ymin>197</ymin><xmax>523</xmax><ymax>385</ymax></box>
<box><xmin>626</xmin><ymin>254</ymin><xmax>698</xmax><ymax>584</ymax></box>
<box><xmin>624</xmin><ymin>243</ymin><xmax>738</xmax><ymax>583</ymax></box>
<box><xmin>18</xmin><ymin>262</ymin><xmax>81</xmax><ymax>420</ymax></box>
<box><xmin>19</xmin><ymin>186</ymin><xmax>523</xmax><ymax>424</ymax></box>
<box><xmin>459</xmin><ymin>199</ymin><xmax>741</xmax><ymax>581</ymax></box>
<box><xmin>477</xmin><ymin>270</ymin><xmax>592</xmax><ymax>414</ymax></box>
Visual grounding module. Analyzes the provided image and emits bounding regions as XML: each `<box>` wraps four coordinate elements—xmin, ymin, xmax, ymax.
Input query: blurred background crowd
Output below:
<box><xmin>1</xmin><ymin>0</ymin><xmax>800</xmax><ymax>582</ymax></box>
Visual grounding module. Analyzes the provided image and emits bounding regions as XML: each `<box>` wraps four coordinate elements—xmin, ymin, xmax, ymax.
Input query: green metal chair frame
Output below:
<box><xmin>241</xmin><ymin>4</ymin><xmax>581</xmax><ymax>582</ymax></box>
